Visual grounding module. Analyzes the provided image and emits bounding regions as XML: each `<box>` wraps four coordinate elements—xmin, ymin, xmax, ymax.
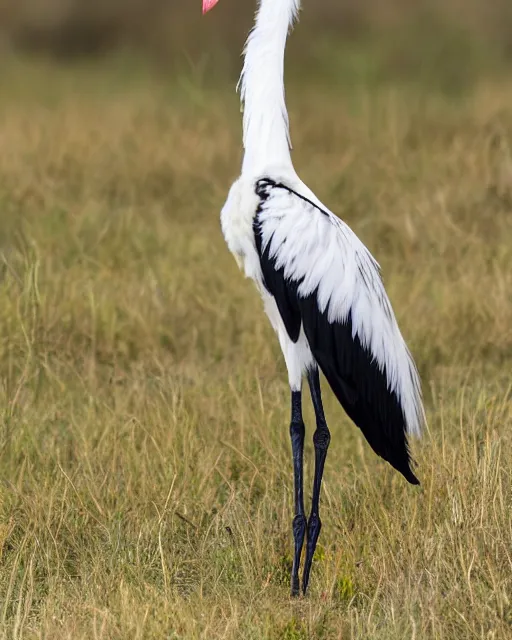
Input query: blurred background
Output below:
<box><xmin>0</xmin><ymin>0</ymin><xmax>511</xmax><ymax>81</ymax></box>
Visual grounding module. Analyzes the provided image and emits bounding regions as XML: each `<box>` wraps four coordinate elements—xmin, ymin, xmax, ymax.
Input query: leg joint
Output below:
<box><xmin>290</xmin><ymin>419</ymin><xmax>305</xmax><ymax>439</ymax></box>
<box><xmin>293</xmin><ymin>514</ymin><xmax>307</xmax><ymax>537</ymax></box>
<box><xmin>313</xmin><ymin>427</ymin><xmax>330</xmax><ymax>451</ymax></box>
<box><xmin>307</xmin><ymin>513</ymin><xmax>322</xmax><ymax>539</ymax></box>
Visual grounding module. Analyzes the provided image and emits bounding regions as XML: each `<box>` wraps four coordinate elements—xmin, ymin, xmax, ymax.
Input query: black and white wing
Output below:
<box><xmin>253</xmin><ymin>178</ymin><xmax>423</xmax><ymax>484</ymax></box>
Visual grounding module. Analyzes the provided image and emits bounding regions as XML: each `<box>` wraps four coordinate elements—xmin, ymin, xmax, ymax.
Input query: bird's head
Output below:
<box><xmin>202</xmin><ymin>0</ymin><xmax>220</xmax><ymax>14</ymax></box>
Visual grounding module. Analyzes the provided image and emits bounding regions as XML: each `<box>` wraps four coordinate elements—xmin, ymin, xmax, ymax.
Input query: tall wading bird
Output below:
<box><xmin>203</xmin><ymin>0</ymin><xmax>425</xmax><ymax>596</ymax></box>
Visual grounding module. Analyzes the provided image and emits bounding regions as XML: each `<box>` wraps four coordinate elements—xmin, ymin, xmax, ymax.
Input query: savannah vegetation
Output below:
<box><xmin>0</xmin><ymin>1</ymin><xmax>511</xmax><ymax>638</ymax></box>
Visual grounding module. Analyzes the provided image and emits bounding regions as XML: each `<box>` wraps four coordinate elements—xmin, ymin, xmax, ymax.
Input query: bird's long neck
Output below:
<box><xmin>239</xmin><ymin>0</ymin><xmax>299</xmax><ymax>177</ymax></box>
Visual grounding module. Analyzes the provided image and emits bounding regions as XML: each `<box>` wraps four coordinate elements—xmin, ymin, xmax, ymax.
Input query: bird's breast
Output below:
<box><xmin>220</xmin><ymin>177</ymin><xmax>263</xmax><ymax>283</ymax></box>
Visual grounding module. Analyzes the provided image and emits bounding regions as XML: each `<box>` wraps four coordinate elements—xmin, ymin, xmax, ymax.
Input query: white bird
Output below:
<box><xmin>203</xmin><ymin>0</ymin><xmax>424</xmax><ymax>596</ymax></box>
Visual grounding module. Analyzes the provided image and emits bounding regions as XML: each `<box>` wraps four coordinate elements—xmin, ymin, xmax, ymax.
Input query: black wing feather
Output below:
<box><xmin>300</xmin><ymin>296</ymin><xmax>418</xmax><ymax>484</ymax></box>
<box><xmin>254</xmin><ymin>182</ymin><xmax>419</xmax><ymax>485</ymax></box>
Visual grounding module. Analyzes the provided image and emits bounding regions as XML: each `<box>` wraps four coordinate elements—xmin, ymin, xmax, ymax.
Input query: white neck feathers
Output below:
<box><xmin>238</xmin><ymin>0</ymin><xmax>300</xmax><ymax>176</ymax></box>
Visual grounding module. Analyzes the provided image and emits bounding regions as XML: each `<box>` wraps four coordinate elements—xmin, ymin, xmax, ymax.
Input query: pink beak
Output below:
<box><xmin>202</xmin><ymin>0</ymin><xmax>219</xmax><ymax>14</ymax></box>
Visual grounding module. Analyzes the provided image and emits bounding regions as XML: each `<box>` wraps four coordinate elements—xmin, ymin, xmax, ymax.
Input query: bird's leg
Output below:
<box><xmin>289</xmin><ymin>388</ymin><xmax>306</xmax><ymax>597</ymax></box>
<box><xmin>302</xmin><ymin>367</ymin><xmax>331</xmax><ymax>595</ymax></box>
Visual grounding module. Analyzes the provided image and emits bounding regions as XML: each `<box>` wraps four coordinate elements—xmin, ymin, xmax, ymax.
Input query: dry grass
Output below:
<box><xmin>0</xmin><ymin>45</ymin><xmax>511</xmax><ymax>639</ymax></box>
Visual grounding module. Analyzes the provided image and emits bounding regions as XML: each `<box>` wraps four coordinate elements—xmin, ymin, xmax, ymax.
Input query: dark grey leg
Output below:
<box><xmin>302</xmin><ymin>367</ymin><xmax>331</xmax><ymax>595</ymax></box>
<box><xmin>289</xmin><ymin>389</ymin><xmax>306</xmax><ymax>597</ymax></box>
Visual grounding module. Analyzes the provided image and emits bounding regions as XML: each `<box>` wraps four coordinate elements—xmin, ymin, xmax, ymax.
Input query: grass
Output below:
<box><xmin>0</xmin><ymin>37</ymin><xmax>511</xmax><ymax>639</ymax></box>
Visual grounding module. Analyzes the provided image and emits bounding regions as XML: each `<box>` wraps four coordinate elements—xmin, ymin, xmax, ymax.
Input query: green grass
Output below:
<box><xmin>0</xmin><ymin>46</ymin><xmax>511</xmax><ymax>639</ymax></box>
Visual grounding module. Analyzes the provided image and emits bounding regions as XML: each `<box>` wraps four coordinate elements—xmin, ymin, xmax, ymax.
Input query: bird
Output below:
<box><xmin>203</xmin><ymin>0</ymin><xmax>424</xmax><ymax>596</ymax></box>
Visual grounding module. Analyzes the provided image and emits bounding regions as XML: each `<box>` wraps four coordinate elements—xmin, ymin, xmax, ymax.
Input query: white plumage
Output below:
<box><xmin>207</xmin><ymin>0</ymin><xmax>424</xmax><ymax>596</ymax></box>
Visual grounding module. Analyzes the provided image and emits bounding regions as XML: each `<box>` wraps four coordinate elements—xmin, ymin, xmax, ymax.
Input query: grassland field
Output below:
<box><xmin>0</xmin><ymin>25</ymin><xmax>511</xmax><ymax>640</ymax></box>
